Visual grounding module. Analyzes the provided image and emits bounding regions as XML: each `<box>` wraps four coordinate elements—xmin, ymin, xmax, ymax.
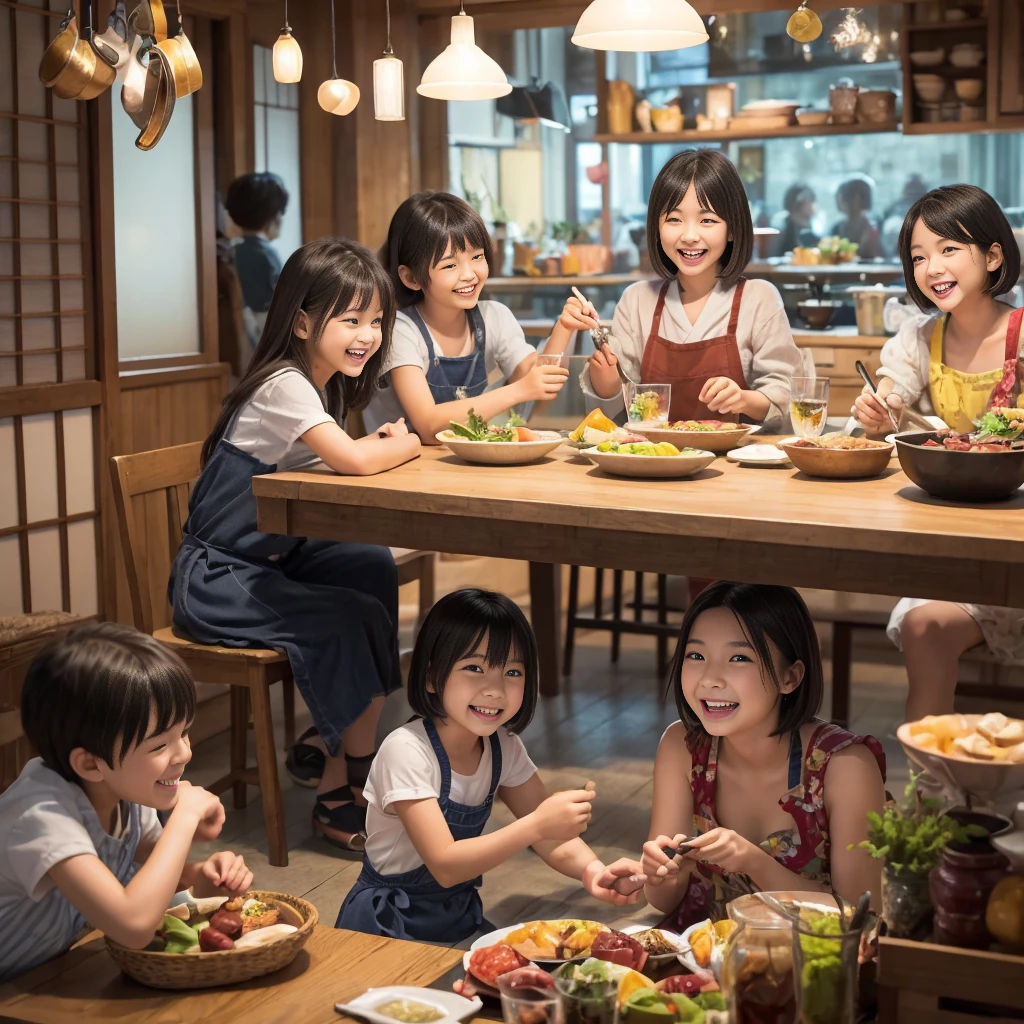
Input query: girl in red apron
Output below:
<box><xmin>573</xmin><ymin>150</ymin><xmax>803</xmax><ymax>429</ymax></box>
<box><xmin>639</xmin><ymin>582</ymin><xmax>886</xmax><ymax>929</ymax></box>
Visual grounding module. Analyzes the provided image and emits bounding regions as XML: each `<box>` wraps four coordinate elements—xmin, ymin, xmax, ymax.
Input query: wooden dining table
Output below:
<box><xmin>252</xmin><ymin>445</ymin><xmax>1024</xmax><ymax>695</ymax></box>
<box><xmin>0</xmin><ymin>926</ymin><xmax>467</xmax><ymax>1024</ymax></box>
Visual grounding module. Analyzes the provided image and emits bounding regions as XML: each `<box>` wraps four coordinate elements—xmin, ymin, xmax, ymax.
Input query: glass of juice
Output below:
<box><xmin>536</xmin><ymin>352</ymin><xmax>567</xmax><ymax>368</ymax></box>
<box><xmin>789</xmin><ymin>377</ymin><xmax>830</xmax><ymax>437</ymax></box>
<box><xmin>623</xmin><ymin>383</ymin><xmax>671</xmax><ymax>429</ymax></box>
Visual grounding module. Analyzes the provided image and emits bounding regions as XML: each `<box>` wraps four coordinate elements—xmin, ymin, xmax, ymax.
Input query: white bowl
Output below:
<box><xmin>584</xmin><ymin>448</ymin><xmax>717</xmax><ymax>479</ymax></box>
<box><xmin>909</xmin><ymin>48</ymin><xmax>945</xmax><ymax>67</ymax></box>
<box><xmin>436</xmin><ymin>430</ymin><xmax>564</xmax><ymax>466</ymax></box>
<box><xmin>796</xmin><ymin>109</ymin><xmax>831</xmax><ymax>126</ymax></box>
<box><xmin>913</xmin><ymin>75</ymin><xmax>947</xmax><ymax>102</ymax></box>
<box><xmin>949</xmin><ymin>49</ymin><xmax>985</xmax><ymax>68</ymax></box>
<box><xmin>954</xmin><ymin>78</ymin><xmax>985</xmax><ymax>101</ymax></box>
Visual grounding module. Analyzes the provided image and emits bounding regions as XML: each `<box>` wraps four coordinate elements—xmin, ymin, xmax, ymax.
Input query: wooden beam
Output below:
<box><xmin>119</xmin><ymin>362</ymin><xmax>231</xmax><ymax>391</ymax></box>
<box><xmin>0</xmin><ymin>381</ymin><xmax>102</xmax><ymax>417</ymax></box>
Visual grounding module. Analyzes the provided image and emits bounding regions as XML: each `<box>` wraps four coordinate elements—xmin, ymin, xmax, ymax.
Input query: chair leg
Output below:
<box><xmin>593</xmin><ymin>567</ymin><xmax>605</xmax><ymax>620</ymax></box>
<box><xmin>563</xmin><ymin>565</ymin><xmax>579</xmax><ymax>677</ymax></box>
<box><xmin>282</xmin><ymin>677</ymin><xmax>296</xmax><ymax>750</ymax></box>
<box><xmin>634</xmin><ymin>572</ymin><xmax>643</xmax><ymax>621</ymax></box>
<box><xmin>611</xmin><ymin>570</ymin><xmax>623</xmax><ymax>664</ymax></box>
<box><xmin>656</xmin><ymin>574</ymin><xmax>669</xmax><ymax>678</ymax></box>
<box><xmin>832</xmin><ymin>623</ymin><xmax>853</xmax><ymax>729</ymax></box>
<box><xmin>417</xmin><ymin>553</ymin><xmax>436</xmax><ymax>633</ymax></box>
<box><xmin>230</xmin><ymin>687</ymin><xmax>249</xmax><ymax>810</ymax></box>
<box><xmin>249</xmin><ymin>669</ymin><xmax>288</xmax><ymax>868</ymax></box>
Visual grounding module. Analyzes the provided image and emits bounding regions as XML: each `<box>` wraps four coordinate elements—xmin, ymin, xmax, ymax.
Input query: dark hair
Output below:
<box><xmin>407</xmin><ymin>589</ymin><xmax>538</xmax><ymax>734</ymax></box>
<box><xmin>898</xmin><ymin>184</ymin><xmax>1021</xmax><ymax>311</ymax></box>
<box><xmin>224</xmin><ymin>172</ymin><xmax>289</xmax><ymax>232</ymax></box>
<box><xmin>783</xmin><ymin>183</ymin><xmax>815</xmax><ymax>214</ymax></box>
<box><xmin>202</xmin><ymin>238</ymin><xmax>395</xmax><ymax>466</ymax></box>
<box><xmin>21</xmin><ymin>621</ymin><xmax>197</xmax><ymax>783</ymax></box>
<box><xmin>835</xmin><ymin>175</ymin><xmax>874</xmax><ymax>214</ymax></box>
<box><xmin>381</xmin><ymin>190</ymin><xmax>494</xmax><ymax>307</ymax></box>
<box><xmin>667</xmin><ymin>581</ymin><xmax>823</xmax><ymax>741</ymax></box>
<box><xmin>646</xmin><ymin>150</ymin><xmax>753</xmax><ymax>288</ymax></box>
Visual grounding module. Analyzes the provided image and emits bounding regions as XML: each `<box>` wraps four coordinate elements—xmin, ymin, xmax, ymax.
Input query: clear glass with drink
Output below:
<box><xmin>789</xmin><ymin>377</ymin><xmax>830</xmax><ymax>437</ymax></box>
<box><xmin>499</xmin><ymin>974</ymin><xmax>564</xmax><ymax>1024</ymax></box>
<box><xmin>536</xmin><ymin>352</ymin><xmax>567</xmax><ymax>368</ymax></box>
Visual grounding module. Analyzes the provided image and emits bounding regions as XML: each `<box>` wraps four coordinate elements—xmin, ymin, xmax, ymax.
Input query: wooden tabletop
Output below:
<box><xmin>0</xmin><ymin>927</ymin><xmax>464</xmax><ymax>1024</ymax></box>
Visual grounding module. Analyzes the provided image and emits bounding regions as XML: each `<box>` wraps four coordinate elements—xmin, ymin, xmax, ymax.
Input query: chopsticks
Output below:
<box><xmin>572</xmin><ymin>286</ymin><xmax>636</xmax><ymax>388</ymax></box>
<box><xmin>855</xmin><ymin>360</ymin><xmax>900</xmax><ymax>434</ymax></box>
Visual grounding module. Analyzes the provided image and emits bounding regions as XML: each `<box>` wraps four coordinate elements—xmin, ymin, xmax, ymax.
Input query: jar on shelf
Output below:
<box><xmin>606</xmin><ymin>80</ymin><xmax>635</xmax><ymax>135</ymax></box>
<box><xmin>829</xmin><ymin>80</ymin><xmax>859</xmax><ymax>124</ymax></box>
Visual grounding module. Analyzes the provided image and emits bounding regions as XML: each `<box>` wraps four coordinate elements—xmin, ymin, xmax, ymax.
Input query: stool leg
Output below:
<box><xmin>230</xmin><ymin>687</ymin><xmax>249</xmax><ymax>810</ymax></box>
<box><xmin>832</xmin><ymin>623</ymin><xmax>853</xmax><ymax>728</ymax></box>
<box><xmin>282</xmin><ymin>677</ymin><xmax>296</xmax><ymax>750</ymax></box>
<box><xmin>634</xmin><ymin>572</ymin><xmax>643</xmax><ymax>621</ymax></box>
<box><xmin>249</xmin><ymin>669</ymin><xmax>288</xmax><ymax>867</ymax></box>
<box><xmin>611</xmin><ymin>570</ymin><xmax>624</xmax><ymax>664</ymax></box>
<box><xmin>417</xmin><ymin>553</ymin><xmax>435</xmax><ymax>634</ymax></box>
<box><xmin>563</xmin><ymin>565</ymin><xmax>579</xmax><ymax>676</ymax></box>
<box><xmin>594</xmin><ymin>567</ymin><xmax>605</xmax><ymax>620</ymax></box>
<box><xmin>657</xmin><ymin>574</ymin><xmax>669</xmax><ymax>677</ymax></box>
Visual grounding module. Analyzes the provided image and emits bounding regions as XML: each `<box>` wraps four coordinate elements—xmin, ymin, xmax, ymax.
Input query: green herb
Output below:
<box><xmin>449</xmin><ymin>409</ymin><xmax>490</xmax><ymax>441</ymax></box>
<box><xmin>974</xmin><ymin>409</ymin><xmax>1024</xmax><ymax>441</ymax></box>
<box><xmin>791</xmin><ymin>400</ymin><xmax>825</xmax><ymax>420</ymax></box>
<box><xmin>159</xmin><ymin>913</ymin><xmax>199</xmax><ymax>954</ymax></box>
<box><xmin>849</xmin><ymin>773</ymin><xmax>988</xmax><ymax>875</ymax></box>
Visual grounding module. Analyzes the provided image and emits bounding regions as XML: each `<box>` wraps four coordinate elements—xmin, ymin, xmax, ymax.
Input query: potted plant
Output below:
<box><xmin>852</xmin><ymin>774</ymin><xmax>985</xmax><ymax>938</ymax></box>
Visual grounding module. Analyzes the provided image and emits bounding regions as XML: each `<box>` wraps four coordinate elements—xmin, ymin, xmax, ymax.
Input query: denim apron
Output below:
<box><xmin>335</xmin><ymin>719</ymin><xmax>502</xmax><ymax>944</ymax></box>
<box><xmin>169</xmin><ymin>439</ymin><xmax>401</xmax><ymax>756</ymax></box>
<box><xmin>406</xmin><ymin>305</ymin><xmax>489</xmax><ymax>403</ymax></box>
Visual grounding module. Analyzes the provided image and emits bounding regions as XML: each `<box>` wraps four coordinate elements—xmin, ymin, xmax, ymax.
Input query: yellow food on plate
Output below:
<box><xmin>713</xmin><ymin>920</ymin><xmax>737</xmax><ymax>943</ymax></box>
<box><xmin>907</xmin><ymin>713</ymin><xmax>1024</xmax><ymax>762</ymax></box>
<box><xmin>503</xmin><ymin>919</ymin><xmax>607</xmax><ymax>960</ymax></box>
<box><xmin>570</xmin><ymin>409</ymin><xmax>617</xmax><ymax>442</ymax></box>
<box><xmin>615</xmin><ymin>967</ymin><xmax>655</xmax><ymax>1007</ymax></box>
<box><xmin>688</xmin><ymin>923</ymin><xmax>713</xmax><ymax>968</ymax></box>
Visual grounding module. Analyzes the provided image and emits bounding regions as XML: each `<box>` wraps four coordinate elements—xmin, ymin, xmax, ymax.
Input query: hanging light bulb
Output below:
<box><xmin>571</xmin><ymin>0</ymin><xmax>708</xmax><ymax>52</ymax></box>
<box><xmin>374</xmin><ymin>0</ymin><xmax>404</xmax><ymax>120</ymax></box>
<box><xmin>273</xmin><ymin>0</ymin><xmax>302</xmax><ymax>83</ymax></box>
<box><xmin>318</xmin><ymin>0</ymin><xmax>359</xmax><ymax>115</ymax></box>
<box><xmin>417</xmin><ymin>2</ymin><xmax>511</xmax><ymax>102</ymax></box>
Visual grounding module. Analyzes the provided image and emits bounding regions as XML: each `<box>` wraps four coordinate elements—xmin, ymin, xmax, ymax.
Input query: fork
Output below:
<box><xmin>571</xmin><ymin>286</ymin><xmax>638</xmax><ymax>388</ymax></box>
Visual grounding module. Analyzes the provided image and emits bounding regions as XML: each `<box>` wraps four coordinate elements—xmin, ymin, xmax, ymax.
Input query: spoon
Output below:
<box><xmin>571</xmin><ymin>286</ymin><xmax>638</xmax><ymax>388</ymax></box>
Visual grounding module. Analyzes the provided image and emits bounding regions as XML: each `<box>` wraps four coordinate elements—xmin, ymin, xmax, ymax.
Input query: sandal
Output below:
<box><xmin>285</xmin><ymin>726</ymin><xmax>326</xmax><ymax>788</ymax></box>
<box><xmin>313</xmin><ymin>786</ymin><xmax>367</xmax><ymax>852</ymax></box>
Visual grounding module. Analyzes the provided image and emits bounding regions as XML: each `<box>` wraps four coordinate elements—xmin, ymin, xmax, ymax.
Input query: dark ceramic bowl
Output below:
<box><xmin>894</xmin><ymin>430</ymin><xmax>1024</xmax><ymax>502</ymax></box>
<box><xmin>796</xmin><ymin>299</ymin><xmax>843</xmax><ymax>330</ymax></box>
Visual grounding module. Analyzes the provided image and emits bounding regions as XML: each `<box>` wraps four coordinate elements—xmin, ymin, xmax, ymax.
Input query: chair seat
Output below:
<box><xmin>153</xmin><ymin>626</ymin><xmax>289</xmax><ymax>663</ymax></box>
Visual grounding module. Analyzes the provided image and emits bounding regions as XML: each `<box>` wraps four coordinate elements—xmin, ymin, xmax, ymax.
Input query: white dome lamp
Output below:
<box><xmin>417</xmin><ymin>3</ymin><xmax>511</xmax><ymax>102</ymax></box>
<box><xmin>318</xmin><ymin>0</ymin><xmax>359</xmax><ymax>116</ymax></box>
<box><xmin>572</xmin><ymin>0</ymin><xmax>709</xmax><ymax>52</ymax></box>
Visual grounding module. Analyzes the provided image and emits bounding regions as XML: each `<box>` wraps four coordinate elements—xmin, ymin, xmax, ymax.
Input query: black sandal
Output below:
<box><xmin>285</xmin><ymin>726</ymin><xmax>326</xmax><ymax>788</ymax></box>
<box><xmin>313</xmin><ymin>786</ymin><xmax>367</xmax><ymax>852</ymax></box>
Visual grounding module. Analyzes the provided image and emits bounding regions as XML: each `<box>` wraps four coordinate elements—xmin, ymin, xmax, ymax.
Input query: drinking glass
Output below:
<box><xmin>789</xmin><ymin>377</ymin><xmax>830</xmax><ymax>437</ymax></box>
<box><xmin>554</xmin><ymin>971</ymin><xmax>618</xmax><ymax>1024</ymax></box>
<box><xmin>623</xmin><ymin>383</ymin><xmax>671</xmax><ymax>428</ymax></box>
<box><xmin>499</xmin><ymin>977</ymin><xmax>564</xmax><ymax>1024</ymax></box>
<box><xmin>536</xmin><ymin>352</ymin><xmax>567</xmax><ymax>368</ymax></box>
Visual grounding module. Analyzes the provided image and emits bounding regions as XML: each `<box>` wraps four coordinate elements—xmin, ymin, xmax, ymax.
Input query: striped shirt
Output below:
<box><xmin>0</xmin><ymin>758</ymin><xmax>161</xmax><ymax>981</ymax></box>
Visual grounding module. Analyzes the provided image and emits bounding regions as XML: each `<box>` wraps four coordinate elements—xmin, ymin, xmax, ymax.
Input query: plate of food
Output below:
<box><xmin>583</xmin><ymin>442</ymin><xmax>717</xmax><ymax>479</ymax></box>
<box><xmin>565</xmin><ymin>409</ymin><xmax>647</xmax><ymax>451</ymax></box>
<box><xmin>620</xmin><ymin>924</ymin><xmax>689</xmax><ymax>965</ymax></box>
<box><xmin>437</xmin><ymin>411</ymin><xmax>563</xmax><ymax>465</ymax></box>
<box><xmin>633</xmin><ymin>420</ymin><xmax>756</xmax><ymax>454</ymax></box>
<box><xmin>779</xmin><ymin>434</ymin><xmax>894</xmax><ymax>478</ymax></box>
<box><xmin>104</xmin><ymin>890</ymin><xmax>315</xmax><ymax>989</ymax></box>
<box><xmin>337</xmin><ymin>986</ymin><xmax>482</xmax><ymax>1024</ymax></box>
<box><xmin>470</xmin><ymin>920</ymin><xmax>609</xmax><ymax>966</ymax></box>
<box><xmin>677</xmin><ymin>919</ymin><xmax>736</xmax><ymax>981</ymax></box>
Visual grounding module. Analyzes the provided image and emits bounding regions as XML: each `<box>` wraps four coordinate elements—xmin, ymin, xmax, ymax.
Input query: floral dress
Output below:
<box><xmin>658</xmin><ymin>722</ymin><xmax>886</xmax><ymax>931</ymax></box>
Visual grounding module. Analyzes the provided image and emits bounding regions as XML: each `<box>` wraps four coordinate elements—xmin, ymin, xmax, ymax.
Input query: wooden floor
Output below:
<box><xmin>186</xmin><ymin>591</ymin><xmax>916</xmax><ymax>933</ymax></box>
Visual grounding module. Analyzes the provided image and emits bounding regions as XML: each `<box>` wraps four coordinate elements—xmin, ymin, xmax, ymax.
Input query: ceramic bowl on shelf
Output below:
<box><xmin>954</xmin><ymin>78</ymin><xmax>985</xmax><ymax>102</ymax></box>
<box><xmin>796</xmin><ymin>299</ymin><xmax>843</xmax><ymax>329</ymax></box>
<box><xmin>795</xmin><ymin>108</ymin><xmax>830</xmax><ymax>126</ymax></box>
<box><xmin>650</xmin><ymin>106</ymin><xmax>683</xmax><ymax>132</ymax></box>
<box><xmin>949</xmin><ymin>45</ymin><xmax>985</xmax><ymax>68</ymax></box>
<box><xmin>960</xmin><ymin>104</ymin><xmax>985</xmax><ymax>122</ymax></box>
<box><xmin>909</xmin><ymin>48</ymin><xmax>945</xmax><ymax>67</ymax></box>
<box><xmin>913</xmin><ymin>74</ymin><xmax>947</xmax><ymax>103</ymax></box>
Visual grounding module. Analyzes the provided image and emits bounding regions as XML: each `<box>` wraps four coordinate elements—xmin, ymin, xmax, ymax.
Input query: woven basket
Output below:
<box><xmin>105</xmin><ymin>891</ymin><xmax>318</xmax><ymax>989</ymax></box>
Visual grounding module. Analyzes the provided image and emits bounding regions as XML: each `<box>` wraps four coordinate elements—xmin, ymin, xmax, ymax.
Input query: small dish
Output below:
<box><xmin>909</xmin><ymin>48</ymin><xmax>945</xmax><ymax>67</ymax></box>
<box><xmin>949</xmin><ymin>47</ymin><xmax>985</xmax><ymax>68</ymax></box>
<box><xmin>954</xmin><ymin>78</ymin><xmax>984</xmax><ymax>102</ymax></box>
<box><xmin>727</xmin><ymin>444</ymin><xmax>791</xmax><ymax>467</ymax></box>
<box><xmin>584</xmin><ymin>448</ymin><xmax>717</xmax><ymax>479</ymax></box>
<box><xmin>620</xmin><ymin>924</ymin><xmax>690</xmax><ymax>964</ymax></box>
<box><xmin>436</xmin><ymin>431</ymin><xmax>564</xmax><ymax>466</ymax></box>
<box><xmin>336</xmin><ymin>986</ymin><xmax>483</xmax><ymax>1024</ymax></box>
<box><xmin>795</xmin><ymin>109</ymin><xmax>830</xmax><ymax>126</ymax></box>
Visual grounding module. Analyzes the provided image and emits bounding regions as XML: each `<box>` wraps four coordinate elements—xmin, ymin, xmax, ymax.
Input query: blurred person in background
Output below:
<box><xmin>831</xmin><ymin>174</ymin><xmax>883</xmax><ymax>261</ymax></box>
<box><xmin>773</xmin><ymin>183</ymin><xmax>819</xmax><ymax>256</ymax></box>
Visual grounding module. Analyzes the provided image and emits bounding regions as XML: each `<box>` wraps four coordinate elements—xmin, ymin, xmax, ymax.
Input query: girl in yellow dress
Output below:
<box><xmin>852</xmin><ymin>185</ymin><xmax>1023</xmax><ymax>722</ymax></box>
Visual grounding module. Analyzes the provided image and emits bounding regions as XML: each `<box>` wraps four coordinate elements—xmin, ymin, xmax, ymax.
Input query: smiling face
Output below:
<box><xmin>909</xmin><ymin>217</ymin><xmax>1004</xmax><ymax>313</ymax></box>
<box><xmin>659</xmin><ymin>183</ymin><xmax>731</xmax><ymax>280</ymax></box>
<box><xmin>299</xmin><ymin>291</ymin><xmax>384</xmax><ymax>379</ymax></box>
<box><xmin>435</xmin><ymin>633</ymin><xmax>526</xmax><ymax>740</ymax></box>
<box><xmin>679</xmin><ymin>607</ymin><xmax>804</xmax><ymax>738</ymax></box>
<box><xmin>418</xmin><ymin>239</ymin><xmax>490</xmax><ymax>311</ymax></box>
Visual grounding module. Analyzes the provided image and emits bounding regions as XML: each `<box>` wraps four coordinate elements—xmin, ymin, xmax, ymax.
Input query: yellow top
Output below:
<box><xmin>927</xmin><ymin>316</ymin><xmax>1004</xmax><ymax>433</ymax></box>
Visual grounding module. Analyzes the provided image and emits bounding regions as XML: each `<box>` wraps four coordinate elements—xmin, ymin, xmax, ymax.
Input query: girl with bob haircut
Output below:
<box><xmin>363</xmin><ymin>190</ymin><xmax>579</xmax><ymax>440</ymax></box>
<box><xmin>641</xmin><ymin>582</ymin><xmax>885</xmax><ymax>930</ymax></box>
<box><xmin>173</xmin><ymin>238</ymin><xmax>420</xmax><ymax>852</ymax></box>
<box><xmin>337</xmin><ymin>588</ymin><xmax>644</xmax><ymax>945</ymax></box>
<box><xmin>852</xmin><ymin>184</ymin><xmax>1024</xmax><ymax>721</ymax></box>
<box><xmin>573</xmin><ymin>150</ymin><xmax>802</xmax><ymax>429</ymax></box>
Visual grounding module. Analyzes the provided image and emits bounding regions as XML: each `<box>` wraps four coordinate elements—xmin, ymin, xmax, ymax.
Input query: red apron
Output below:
<box><xmin>639</xmin><ymin>278</ymin><xmax>749</xmax><ymax>422</ymax></box>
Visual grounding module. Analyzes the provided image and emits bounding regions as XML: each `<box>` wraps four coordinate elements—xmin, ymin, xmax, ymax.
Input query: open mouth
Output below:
<box><xmin>677</xmin><ymin>248</ymin><xmax>709</xmax><ymax>265</ymax></box>
<box><xmin>700</xmin><ymin>698</ymin><xmax>739</xmax><ymax>718</ymax></box>
<box><xmin>345</xmin><ymin>349</ymin><xmax>370</xmax><ymax>362</ymax></box>
<box><xmin>469</xmin><ymin>704</ymin><xmax>502</xmax><ymax>721</ymax></box>
<box><xmin>931</xmin><ymin>281</ymin><xmax>956</xmax><ymax>298</ymax></box>
<box><xmin>156</xmin><ymin>775</ymin><xmax>182</xmax><ymax>789</ymax></box>
<box><xmin>454</xmin><ymin>284</ymin><xmax>478</xmax><ymax>296</ymax></box>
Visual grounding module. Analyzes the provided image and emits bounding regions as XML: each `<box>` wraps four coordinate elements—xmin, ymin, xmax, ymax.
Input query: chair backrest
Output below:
<box><xmin>109</xmin><ymin>442</ymin><xmax>203</xmax><ymax>635</ymax></box>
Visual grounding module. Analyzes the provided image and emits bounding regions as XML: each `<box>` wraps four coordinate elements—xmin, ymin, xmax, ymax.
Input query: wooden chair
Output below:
<box><xmin>110</xmin><ymin>442</ymin><xmax>435</xmax><ymax>867</ymax></box>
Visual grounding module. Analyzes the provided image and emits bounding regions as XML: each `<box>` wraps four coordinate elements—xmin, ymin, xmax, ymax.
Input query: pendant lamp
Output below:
<box><xmin>374</xmin><ymin>0</ymin><xmax>404</xmax><ymax>120</ymax></box>
<box><xmin>417</xmin><ymin>3</ymin><xmax>511</xmax><ymax>102</ymax></box>
<box><xmin>318</xmin><ymin>0</ymin><xmax>359</xmax><ymax>115</ymax></box>
<box><xmin>272</xmin><ymin>0</ymin><xmax>302</xmax><ymax>83</ymax></box>
<box><xmin>572</xmin><ymin>0</ymin><xmax>709</xmax><ymax>52</ymax></box>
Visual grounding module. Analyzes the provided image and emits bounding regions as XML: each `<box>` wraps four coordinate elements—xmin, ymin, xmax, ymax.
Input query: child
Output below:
<box><xmin>0</xmin><ymin>622</ymin><xmax>251</xmax><ymax>981</ymax></box>
<box><xmin>363</xmin><ymin>191</ymin><xmax>580</xmax><ymax>439</ymax></box>
<box><xmin>829</xmin><ymin>175</ymin><xmax>883</xmax><ymax>262</ymax></box>
<box><xmin>224</xmin><ymin>172</ymin><xmax>290</xmax><ymax>356</ymax></box>
<box><xmin>171</xmin><ymin>238</ymin><xmax>421</xmax><ymax>851</ymax></box>
<box><xmin>336</xmin><ymin>588</ymin><xmax>644</xmax><ymax>945</ymax></box>
<box><xmin>852</xmin><ymin>185</ymin><xmax>1023</xmax><ymax>720</ymax></box>
<box><xmin>572</xmin><ymin>150</ymin><xmax>803</xmax><ymax>430</ymax></box>
<box><xmin>641</xmin><ymin>582</ymin><xmax>885</xmax><ymax>930</ymax></box>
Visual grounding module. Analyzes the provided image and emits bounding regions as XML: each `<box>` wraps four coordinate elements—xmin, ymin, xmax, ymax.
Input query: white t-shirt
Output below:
<box><xmin>364</xmin><ymin>302</ymin><xmax>536</xmax><ymax>433</ymax></box>
<box><xmin>363</xmin><ymin>719</ymin><xmax>537</xmax><ymax>875</ymax></box>
<box><xmin>225</xmin><ymin>367</ymin><xmax>336</xmax><ymax>471</ymax></box>
<box><xmin>0</xmin><ymin>758</ymin><xmax>162</xmax><ymax>981</ymax></box>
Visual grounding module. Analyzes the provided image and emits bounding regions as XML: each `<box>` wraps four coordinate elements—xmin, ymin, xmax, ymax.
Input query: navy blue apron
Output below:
<box><xmin>335</xmin><ymin>719</ymin><xmax>502</xmax><ymax>944</ymax></box>
<box><xmin>406</xmin><ymin>305</ymin><xmax>489</xmax><ymax>403</ymax></box>
<box><xmin>169</xmin><ymin>439</ymin><xmax>401</xmax><ymax>756</ymax></box>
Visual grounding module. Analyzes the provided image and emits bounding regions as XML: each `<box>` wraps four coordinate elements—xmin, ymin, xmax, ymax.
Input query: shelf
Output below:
<box><xmin>902</xmin><ymin>119</ymin><xmax>991</xmax><ymax>134</ymax></box>
<box><xmin>594</xmin><ymin>122</ymin><xmax>900</xmax><ymax>145</ymax></box>
<box><xmin>906</xmin><ymin>18</ymin><xmax>988</xmax><ymax>29</ymax></box>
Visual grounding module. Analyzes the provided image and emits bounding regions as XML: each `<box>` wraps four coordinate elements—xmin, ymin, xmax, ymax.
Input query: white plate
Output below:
<box><xmin>619</xmin><ymin>924</ymin><xmax>690</xmax><ymax>964</ymax></box>
<box><xmin>584</xmin><ymin>449</ymin><xmax>717</xmax><ymax>479</ymax></box>
<box><xmin>677</xmin><ymin>919</ymin><xmax>724</xmax><ymax>981</ymax></box>
<box><xmin>726</xmin><ymin>444</ymin><xmax>791</xmax><ymax>466</ymax></box>
<box><xmin>469</xmin><ymin>922</ymin><xmax>525</xmax><ymax>954</ymax></box>
<box><xmin>336</xmin><ymin>986</ymin><xmax>482</xmax><ymax>1024</ymax></box>
<box><xmin>436</xmin><ymin>431</ymin><xmax>564</xmax><ymax>466</ymax></box>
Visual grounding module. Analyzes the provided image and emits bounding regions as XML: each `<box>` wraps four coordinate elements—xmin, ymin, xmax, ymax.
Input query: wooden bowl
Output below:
<box><xmin>633</xmin><ymin>423</ymin><xmax>753</xmax><ymax>454</ymax></box>
<box><xmin>105</xmin><ymin>891</ymin><xmax>317</xmax><ymax>990</ymax></box>
<box><xmin>780</xmin><ymin>439</ymin><xmax>894</xmax><ymax>479</ymax></box>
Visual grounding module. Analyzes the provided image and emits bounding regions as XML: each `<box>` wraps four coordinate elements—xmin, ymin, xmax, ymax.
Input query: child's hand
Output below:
<box><xmin>530</xmin><ymin>782</ymin><xmax>595</xmax><ymax>842</ymax></box>
<box><xmin>377</xmin><ymin>418</ymin><xmax>410</xmax><ymax>438</ymax></box>
<box><xmin>852</xmin><ymin>381</ymin><xmax>899</xmax><ymax>433</ymax></box>
<box><xmin>559</xmin><ymin>295</ymin><xmax>600</xmax><ymax>333</ymax></box>
<box><xmin>517</xmin><ymin>363</ymin><xmax>569</xmax><ymax>403</ymax></box>
<box><xmin>582</xmin><ymin>857</ymin><xmax>646</xmax><ymax>906</ymax></box>
<box><xmin>194</xmin><ymin>851</ymin><xmax>253</xmax><ymax>897</ymax></box>
<box><xmin>641</xmin><ymin>833</ymin><xmax>690</xmax><ymax>885</ymax></box>
<box><xmin>174</xmin><ymin>781</ymin><xmax>225</xmax><ymax>830</ymax></box>
<box><xmin>679</xmin><ymin>827</ymin><xmax>758</xmax><ymax>875</ymax></box>
<box><xmin>587</xmin><ymin>345</ymin><xmax>621</xmax><ymax>398</ymax></box>
<box><xmin>699</xmin><ymin>377</ymin><xmax>748</xmax><ymax>415</ymax></box>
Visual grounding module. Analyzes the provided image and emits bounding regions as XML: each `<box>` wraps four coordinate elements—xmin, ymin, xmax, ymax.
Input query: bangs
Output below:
<box><xmin>657</xmin><ymin>170</ymin><xmax>719</xmax><ymax>220</ymax></box>
<box><xmin>117</xmin><ymin>654</ymin><xmax>197</xmax><ymax>763</ymax></box>
<box><xmin>430</xmin><ymin>225</ymin><xmax>492</xmax><ymax>268</ymax></box>
<box><xmin>918</xmin><ymin>204</ymin><xmax>976</xmax><ymax>247</ymax></box>
<box><xmin>329</xmin><ymin>258</ymin><xmax>390</xmax><ymax>317</ymax></box>
<box><xmin>461</xmin><ymin>619</ymin><xmax>526</xmax><ymax>672</ymax></box>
